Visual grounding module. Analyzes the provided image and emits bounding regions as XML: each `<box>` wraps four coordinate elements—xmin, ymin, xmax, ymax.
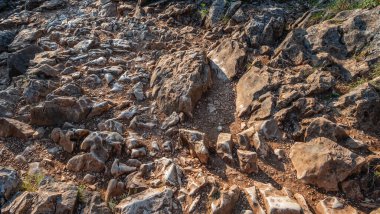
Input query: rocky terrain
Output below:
<box><xmin>0</xmin><ymin>0</ymin><xmax>379</xmax><ymax>213</ymax></box>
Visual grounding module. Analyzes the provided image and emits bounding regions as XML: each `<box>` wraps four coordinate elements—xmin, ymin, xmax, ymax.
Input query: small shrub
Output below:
<box><xmin>199</xmin><ymin>2</ymin><xmax>208</xmax><ymax>19</ymax></box>
<box><xmin>21</xmin><ymin>173</ymin><xmax>44</xmax><ymax>192</ymax></box>
<box><xmin>77</xmin><ymin>184</ymin><xmax>86</xmax><ymax>203</ymax></box>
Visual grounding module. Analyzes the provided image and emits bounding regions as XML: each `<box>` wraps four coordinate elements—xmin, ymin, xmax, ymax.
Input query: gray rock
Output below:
<box><xmin>0</xmin><ymin>167</ymin><xmax>20</xmax><ymax>206</ymax></box>
<box><xmin>30</xmin><ymin>97</ymin><xmax>111</xmax><ymax>125</ymax></box>
<box><xmin>7</xmin><ymin>45</ymin><xmax>43</xmax><ymax>78</ymax></box>
<box><xmin>114</xmin><ymin>187</ymin><xmax>179</xmax><ymax>214</ymax></box>
<box><xmin>0</xmin><ymin>30</ymin><xmax>16</xmax><ymax>52</ymax></box>
<box><xmin>205</xmin><ymin>0</ymin><xmax>226</xmax><ymax>28</ymax></box>
<box><xmin>111</xmin><ymin>159</ymin><xmax>136</xmax><ymax>177</ymax></box>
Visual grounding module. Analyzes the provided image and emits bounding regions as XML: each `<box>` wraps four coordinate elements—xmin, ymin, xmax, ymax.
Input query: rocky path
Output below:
<box><xmin>0</xmin><ymin>0</ymin><xmax>379</xmax><ymax>213</ymax></box>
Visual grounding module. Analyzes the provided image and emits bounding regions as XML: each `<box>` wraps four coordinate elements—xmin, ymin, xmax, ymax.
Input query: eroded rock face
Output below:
<box><xmin>0</xmin><ymin>117</ymin><xmax>34</xmax><ymax>138</ymax></box>
<box><xmin>208</xmin><ymin>38</ymin><xmax>246</xmax><ymax>80</ymax></box>
<box><xmin>30</xmin><ymin>97</ymin><xmax>111</xmax><ymax>125</ymax></box>
<box><xmin>7</xmin><ymin>45</ymin><xmax>43</xmax><ymax>78</ymax></box>
<box><xmin>1</xmin><ymin>182</ymin><xmax>78</xmax><ymax>214</ymax></box>
<box><xmin>333</xmin><ymin>84</ymin><xmax>380</xmax><ymax>132</ymax></box>
<box><xmin>150</xmin><ymin>50</ymin><xmax>212</xmax><ymax>117</ymax></box>
<box><xmin>114</xmin><ymin>187</ymin><xmax>180</xmax><ymax>214</ymax></box>
<box><xmin>0</xmin><ymin>167</ymin><xmax>20</xmax><ymax>206</ymax></box>
<box><xmin>290</xmin><ymin>137</ymin><xmax>366</xmax><ymax>191</ymax></box>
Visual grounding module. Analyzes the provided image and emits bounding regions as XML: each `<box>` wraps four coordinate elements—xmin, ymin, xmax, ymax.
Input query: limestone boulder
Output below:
<box><xmin>290</xmin><ymin>137</ymin><xmax>366</xmax><ymax>191</ymax></box>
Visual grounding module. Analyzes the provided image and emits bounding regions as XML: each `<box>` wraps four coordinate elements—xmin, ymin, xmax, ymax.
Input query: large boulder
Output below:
<box><xmin>290</xmin><ymin>137</ymin><xmax>366</xmax><ymax>191</ymax></box>
<box><xmin>208</xmin><ymin>38</ymin><xmax>247</xmax><ymax>80</ymax></box>
<box><xmin>114</xmin><ymin>187</ymin><xmax>180</xmax><ymax>213</ymax></box>
<box><xmin>30</xmin><ymin>97</ymin><xmax>112</xmax><ymax>125</ymax></box>
<box><xmin>0</xmin><ymin>117</ymin><xmax>34</xmax><ymax>139</ymax></box>
<box><xmin>150</xmin><ymin>49</ymin><xmax>212</xmax><ymax>117</ymax></box>
<box><xmin>271</xmin><ymin>6</ymin><xmax>380</xmax><ymax>76</ymax></box>
<box><xmin>0</xmin><ymin>167</ymin><xmax>20</xmax><ymax>206</ymax></box>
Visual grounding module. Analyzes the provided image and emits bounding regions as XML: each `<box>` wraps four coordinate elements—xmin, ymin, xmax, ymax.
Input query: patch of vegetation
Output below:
<box><xmin>108</xmin><ymin>198</ymin><xmax>118</xmax><ymax>211</ymax></box>
<box><xmin>199</xmin><ymin>2</ymin><xmax>209</xmax><ymax>19</ymax></box>
<box><xmin>375</xmin><ymin>170</ymin><xmax>380</xmax><ymax>178</ymax></box>
<box><xmin>349</xmin><ymin>62</ymin><xmax>380</xmax><ymax>89</ymax></box>
<box><xmin>77</xmin><ymin>184</ymin><xmax>86</xmax><ymax>203</ymax></box>
<box><xmin>328</xmin><ymin>0</ymin><xmax>380</xmax><ymax>13</ymax></box>
<box><xmin>21</xmin><ymin>173</ymin><xmax>44</xmax><ymax>192</ymax></box>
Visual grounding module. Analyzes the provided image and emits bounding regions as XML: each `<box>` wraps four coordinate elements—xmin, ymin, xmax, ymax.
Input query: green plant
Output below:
<box><xmin>108</xmin><ymin>198</ymin><xmax>118</xmax><ymax>211</ymax></box>
<box><xmin>21</xmin><ymin>173</ymin><xmax>44</xmax><ymax>192</ymax></box>
<box><xmin>375</xmin><ymin>170</ymin><xmax>380</xmax><ymax>178</ymax></box>
<box><xmin>199</xmin><ymin>2</ymin><xmax>209</xmax><ymax>19</ymax></box>
<box><xmin>77</xmin><ymin>184</ymin><xmax>86</xmax><ymax>203</ymax></box>
<box><xmin>310</xmin><ymin>11</ymin><xmax>325</xmax><ymax>22</ymax></box>
<box><xmin>370</xmin><ymin>62</ymin><xmax>380</xmax><ymax>79</ymax></box>
<box><xmin>357</xmin><ymin>0</ymin><xmax>380</xmax><ymax>9</ymax></box>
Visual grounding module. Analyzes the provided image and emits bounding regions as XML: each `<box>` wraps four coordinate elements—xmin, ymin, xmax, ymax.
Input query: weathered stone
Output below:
<box><xmin>105</xmin><ymin>179</ymin><xmax>125</xmax><ymax>202</ymax></box>
<box><xmin>290</xmin><ymin>137</ymin><xmax>366</xmax><ymax>191</ymax></box>
<box><xmin>150</xmin><ymin>50</ymin><xmax>212</xmax><ymax>117</ymax></box>
<box><xmin>0</xmin><ymin>117</ymin><xmax>34</xmax><ymax>139</ymax></box>
<box><xmin>114</xmin><ymin>187</ymin><xmax>178</xmax><ymax>213</ymax></box>
<box><xmin>256</xmin><ymin>182</ymin><xmax>302</xmax><ymax>214</ymax></box>
<box><xmin>0</xmin><ymin>167</ymin><xmax>20</xmax><ymax>206</ymax></box>
<box><xmin>66</xmin><ymin>153</ymin><xmax>105</xmax><ymax>172</ymax></box>
<box><xmin>216</xmin><ymin>133</ymin><xmax>234</xmax><ymax>164</ymax></box>
<box><xmin>7</xmin><ymin>45</ymin><xmax>43</xmax><ymax>78</ymax></box>
<box><xmin>236</xmin><ymin>66</ymin><xmax>277</xmax><ymax>117</ymax></box>
<box><xmin>237</xmin><ymin>150</ymin><xmax>258</xmax><ymax>174</ymax></box>
<box><xmin>211</xmin><ymin>185</ymin><xmax>240</xmax><ymax>214</ymax></box>
<box><xmin>205</xmin><ymin>0</ymin><xmax>225</xmax><ymax>28</ymax></box>
<box><xmin>0</xmin><ymin>30</ymin><xmax>16</xmax><ymax>52</ymax></box>
<box><xmin>304</xmin><ymin>117</ymin><xmax>348</xmax><ymax>142</ymax></box>
<box><xmin>30</xmin><ymin>97</ymin><xmax>110</xmax><ymax>126</ymax></box>
<box><xmin>243</xmin><ymin>186</ymin><xmax>265</xmax><ymax>214</ymax></box>
<box><xmin>316</xmin><ymin>197</ymin><xmax>359</xmax><ymax>214</ymax></box>
<box><xmin>179</xmin><ymin>129</ymin><xmax>209</xmax><ymax>164</ymax></box>
<box><xmin>1</xmin><ymin>182</ymin><xmax>78</xmax><ymax>214</ymax></box>
<box><xmin>333</xmin><ymin>84</ymin><xmax>380</xmax><ymax>132</ymax></box>
<box><xmin>208</xmin><ymin>38</ymin><xmax>246</xmax><ymax>80</ymax></box>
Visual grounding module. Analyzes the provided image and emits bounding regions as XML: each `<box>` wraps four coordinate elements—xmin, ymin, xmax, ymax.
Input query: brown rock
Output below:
<box><xmin>179</xmin><ymin>129</ymin><xmax>209</xmax><ymax>164</ymax></box>
<box><xmin>0</xmin><ymin>117</ymin><xmax>34</xmax><ymax>139</ymax></box>
<box><xmin>150</xmin><ymin>50</ymin><xmax>212</xmax><ymax>117</ymax></box>
<box><xmin>290</xmin><ymin>137</ymin><xmax>366</xmax><ymax>191</ymax></box>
